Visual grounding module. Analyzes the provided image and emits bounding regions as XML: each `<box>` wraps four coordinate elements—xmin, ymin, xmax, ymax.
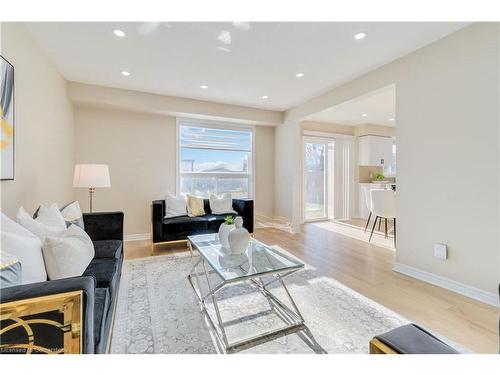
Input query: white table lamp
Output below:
<box><xmin>73</xmin><ymin>164</ymin><xmax>111</xmax><ymax>212</ymax></box>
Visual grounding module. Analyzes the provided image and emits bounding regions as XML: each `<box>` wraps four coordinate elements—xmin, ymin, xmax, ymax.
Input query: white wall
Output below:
<box><xmin>274</xmin><ymin>120</ymin><xmax>301</xmax><ymax>231</ymax></box>
<box><xmin>395</xmin><ymin>22</ymin><xmax>499</xmax><ymax>297</ymax></box>
<box><xmin>254</xmin><ymin>125</ymin><xmax>275</xmax><ymax>218</ymax></box>
<box><xmin>0</xmin><ymin>23</ymin><xmax>75</xmax><ymax>217</ymax></box>
<box><xmin>74</xmin><ymin>105</ymin><xmax>276</xmax><ymax>236</ymax></box>
<box><xmin>74</xmin><ymin>106</ymin><xmax>176</xmax><ymax>235</ymax></box>
<box><xmin>279</xmin><ymin>23</ymin><xmax>500</xmax><ymax>299</ymax></box>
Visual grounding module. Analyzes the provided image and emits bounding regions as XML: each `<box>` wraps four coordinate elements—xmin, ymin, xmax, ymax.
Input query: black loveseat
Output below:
<box><xmin>0</xmin><ymin>212</ymin><xmax>124</xmax><ymax>354</ymax></box>
<box><xmin>152</xmin><ymin>198</ymin><xmax>253</xmax><ymax>243</ymax></box>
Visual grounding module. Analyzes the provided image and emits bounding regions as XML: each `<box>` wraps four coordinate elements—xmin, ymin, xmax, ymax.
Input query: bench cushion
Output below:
<box><xmin>375</xmin><ymin>324</ymin><xmax>459</xmax><ymax>354</ymax></box>
<box><xmin>163</xmin><ymin>216</ymin><xmax>208</xmax><ymax>236</ymax></box>
<box><xmin>204</xmin><ymin>214</ymin><xmax>227</xmax><ymax>232</ymax></box>
<box><xmin>93</xmin><ymin>240</ymin><xmax>122</xmax><ymax>259</ymax></box>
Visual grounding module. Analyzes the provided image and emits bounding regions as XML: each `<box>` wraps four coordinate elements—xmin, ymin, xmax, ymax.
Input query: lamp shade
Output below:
<box><xmin>73</xmin><ymin>164</ymin><xmax>111</xmax><ymax>188</ymax></box>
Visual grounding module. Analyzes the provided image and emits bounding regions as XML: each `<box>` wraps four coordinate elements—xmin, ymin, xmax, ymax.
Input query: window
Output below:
<box><xmin>178</xmin><ymin>119</ymin><xmax>253</xmax><ymax>198</ymax></box>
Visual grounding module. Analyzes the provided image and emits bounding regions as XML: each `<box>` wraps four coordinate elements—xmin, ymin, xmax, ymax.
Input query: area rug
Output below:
<box><xmin>109</xmin><ymin>249</ymin><xmax>422</xmax><ymax>354</ymax></box>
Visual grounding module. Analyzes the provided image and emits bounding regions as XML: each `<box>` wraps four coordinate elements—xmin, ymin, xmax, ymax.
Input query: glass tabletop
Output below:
<box><xmin>188</xmin><ymin>233</ymin><xmax>304</xmax><ymax>282</ymax></box>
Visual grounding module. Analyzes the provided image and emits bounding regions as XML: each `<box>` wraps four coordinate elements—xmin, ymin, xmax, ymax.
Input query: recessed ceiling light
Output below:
<box><xmin>296</xmin><ymin>73</ymin><xmax>304</xmax><ymax>78</ymax></box>
<box><xmin>262</xmin><ymin>95</ymin><xmax>269</xmax><ymax>99</ymax></box>
<box><xmin>113</xmin><ymin>29</ymin><xmax>126</xmax><ymax>37</ymax></box>
<box><xmin>389</xmin><ymin>118</ymin><xmax>394</xmax><ymax>121</ymax></box>
<box><xmin>354</xmin><ymin>32</ymin><xmax>366</xmax><ymax>40</ymax></box>
<box><xmin>121</xmin><ymin>71</ymin><xmax>130</xmax><ymax>76</ymax></box>
<box><xmin>361</xmin><ymin>113</ymin><xmax>367</xmax><ymax>117</ymax></box>
<box><xmin>200</xmin><ymin>85</ymin><xmax>208</xmax><ymax>89</ymax></box>
<box><xmin>217</xmin><ymin>30</ymin><xmax>232</xmax><ymax>45</ymax></box>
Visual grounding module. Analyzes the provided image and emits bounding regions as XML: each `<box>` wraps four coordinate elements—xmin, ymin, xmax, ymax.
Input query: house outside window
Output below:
<box><xmin>177</xmin><ymin>119</ymin><xmax>253</xmax><ymax>198</ymax></box>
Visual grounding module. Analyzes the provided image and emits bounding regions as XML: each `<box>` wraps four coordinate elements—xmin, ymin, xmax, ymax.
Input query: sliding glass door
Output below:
<box><xmin>303</xmin><ymin>140</ymin><xmax>328</xmax><ymax>221</ymax></box>
<box><xmin>303</xmin><ymin>134</ymin><xmax>354</xmax><ymax>222</ymax></box>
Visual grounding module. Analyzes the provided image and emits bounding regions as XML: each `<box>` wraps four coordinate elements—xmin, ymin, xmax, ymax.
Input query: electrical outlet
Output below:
<box><xmin>434</xmin><ymin>243</ymin><xmax>448</xmax><ymax>260</ymax></box>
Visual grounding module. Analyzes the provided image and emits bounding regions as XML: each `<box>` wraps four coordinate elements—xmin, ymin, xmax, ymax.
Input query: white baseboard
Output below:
<box><xmin>393</xmin><ymin>262</ymin><xmax>499</xmax><ymax>307</ymax></box>
<box><xmin>124</xmin><ymin>233</ymin><xmax>151</xmax><ymax>242</ymax></box>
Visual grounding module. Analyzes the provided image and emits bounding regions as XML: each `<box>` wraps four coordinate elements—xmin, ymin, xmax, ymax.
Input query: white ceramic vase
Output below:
<box><xmin>228</xmin><ymin>217</ymin><xmax>250</xmax><ymax>255</ymax></box>
<box><xmin>218</xmin><ymin>222</ymin><xmax>235</xmax><ymax>249</ymax></box>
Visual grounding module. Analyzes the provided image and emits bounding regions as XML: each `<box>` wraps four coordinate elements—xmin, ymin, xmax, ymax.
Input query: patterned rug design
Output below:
<box><xmin>110</xmin><ymin>251</ymin><xmax>410</xmax><ymax>354</ymax></box>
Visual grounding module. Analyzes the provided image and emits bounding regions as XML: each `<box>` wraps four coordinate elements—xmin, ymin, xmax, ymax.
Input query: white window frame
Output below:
<box><xmin>176</xmin><ymin>117</ymin><xmax>255</xmax><ymax>198</ymax></box>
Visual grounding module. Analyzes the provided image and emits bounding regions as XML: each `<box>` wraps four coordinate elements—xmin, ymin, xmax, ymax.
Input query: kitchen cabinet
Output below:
<box><xmin>358</xmin><ymin>135</ymin><xmax>394</xmax><ymax>167</ymax></box>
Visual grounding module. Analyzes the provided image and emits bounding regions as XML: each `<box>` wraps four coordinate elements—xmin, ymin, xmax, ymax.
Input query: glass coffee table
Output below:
<box><xmin>187</xmin><ymin>233</ymin><xmax>306</xmax><ymax>353</ymax></box>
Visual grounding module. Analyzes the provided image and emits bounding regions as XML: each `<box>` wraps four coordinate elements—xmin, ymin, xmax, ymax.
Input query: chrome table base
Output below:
<box><xmin>187</xmin><ymin>242</ymin><xmax>306</xmax><ymax>354</ymax></box>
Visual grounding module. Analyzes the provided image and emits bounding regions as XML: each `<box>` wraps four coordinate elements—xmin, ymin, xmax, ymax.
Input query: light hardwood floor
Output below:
<box><xmin>124</xmin><ymin>222</ymin><xmax>499</xmax><ymax>354</ymax></box>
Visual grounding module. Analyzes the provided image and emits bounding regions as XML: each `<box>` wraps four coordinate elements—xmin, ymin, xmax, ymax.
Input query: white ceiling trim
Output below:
<box><xmin>305</xmin><ymin>84</ymin><xmax>396</xmax><ymax>127</ymax></box>
<box><xmin>67</xmin><ymin>81</ymin><xmax>283</xmax><ymax>125</ymax></box>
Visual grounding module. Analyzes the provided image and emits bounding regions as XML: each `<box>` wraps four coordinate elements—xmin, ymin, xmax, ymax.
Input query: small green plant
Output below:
<box><xmin>374</xmin><ymin>173</ymin><xmax>385</xmax><ymax>181</ymax></box>
<box><xmin>224</xmin><ymin>215</ymin><xmax>235</xmax><ymax>225</ymax></box>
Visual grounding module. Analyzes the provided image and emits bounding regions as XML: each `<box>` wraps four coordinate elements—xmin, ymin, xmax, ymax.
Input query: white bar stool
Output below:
<box><xmin>363</xmin><ymin>188</ymin><xmax>373</xmax><ymax>232</ymax></box>
<box><xmin>369</xmin><ymin>189</ymin><xmax>396</xmax><ymax>247</ymax></box>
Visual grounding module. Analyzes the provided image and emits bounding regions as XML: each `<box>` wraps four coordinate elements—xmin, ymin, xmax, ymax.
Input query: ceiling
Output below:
<box><xmin>25</xmin><ymin>22</ymin><xmax>468</xmax><ymax>111</ymax></box>
<box><xmin>305</xmin><ymin>84</ymin><xmax>396</xmax><ymax>127</ymax></box>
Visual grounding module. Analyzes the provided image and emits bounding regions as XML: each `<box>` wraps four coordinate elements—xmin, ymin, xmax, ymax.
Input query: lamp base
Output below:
<box><xmin>89</xmin><ymin>188</ymin><xmax>95</xmax><ymax>213</ymax></box>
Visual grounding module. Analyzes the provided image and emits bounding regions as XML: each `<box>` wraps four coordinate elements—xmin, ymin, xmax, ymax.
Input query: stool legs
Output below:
<box><xmin>369</xmin><ymin>216</ymin><xmax>396</xmax><ymax>247</ymax></box>
<box><xmin>369</xmin><ymin>216</ymin><xmax>379</xmax><ymax>242</ymax></box>
<box><xmin>364</xmin><ymin>211</ymin><xmax>372</xmax><ymax>233</ymax></box>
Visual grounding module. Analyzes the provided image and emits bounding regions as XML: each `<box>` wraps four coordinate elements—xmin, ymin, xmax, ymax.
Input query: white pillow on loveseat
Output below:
<box><xmin>42</xmin><ymin>224</ymin><xmax>95</xmax><ymax>280</ymax></box>
<box><xmin>209</xmin><ymin>193</ymin><xmax>237</xmax><ymax>215</ymax></box>
<box><xmin>1</xmin><ymin>212</ymin><xmax>46</xmax><ymax>284</ymax></box>
<box><xmin>164</xmin><ymin>193</ymin><xmax>188</xmax><ymax>218</ymax></box>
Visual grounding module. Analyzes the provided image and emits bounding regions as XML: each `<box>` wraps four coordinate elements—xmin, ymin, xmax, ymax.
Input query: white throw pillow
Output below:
<box><xmin>36</xmin><ymin>203</ymin><xmax>67</xmax><ymax>230</ymax></box>
<box><xmin>186</xmin><ymin>194</ymin><xmax>205</xmax><ymax>217</ymax></box>
<box><xmin>209</xmin><ymin>193</ymin><xmax>237</xmax><ymax>215</ymax></box>
<box><xmin>17</xmin><ymin>207</ymin><xmax>65</xmax><ymax>243</ymax></box>
<box><xmin>60</xmin><ymin>201</ymin><xmax>85</xmax><ymax>229</ymax></box>
<box><xmin>42</xmin><ymin>224</ymin><xmax>95</xmax><ymax>280</ymax></box>
<box><xmin>164</xmin><ymin>194</ymin><xmax>188</xmax><ymax>218</ymax></box>
<box><xmin>1</xmin><ymin>212</ymin><xmax>46</xmax><ymax>284</ymax></box>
